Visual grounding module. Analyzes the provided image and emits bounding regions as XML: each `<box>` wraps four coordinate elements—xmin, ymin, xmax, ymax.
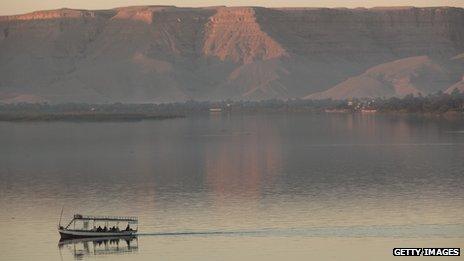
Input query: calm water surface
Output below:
<box><xmin>0</xmin><ymin>113</ymin><xmax>463</xmax><ymax>260</ymax></box>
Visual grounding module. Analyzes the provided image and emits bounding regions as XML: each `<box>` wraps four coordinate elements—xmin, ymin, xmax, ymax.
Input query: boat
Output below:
<box><xmin>209</xmin><ymin>108</ymin><xmax>222</xmax><ymax>113</ymax></box>
<box><xmin>58</xmin><ymin>213</ymin><xmax>138</xmax><ymax>239</ymax></box>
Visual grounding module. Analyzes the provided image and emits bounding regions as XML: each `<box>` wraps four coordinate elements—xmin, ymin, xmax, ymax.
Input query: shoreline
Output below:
<box><xmin>2</xmin><ymin>111</ymin><xmax>463</xmax><ymax>122</ymax></box>
<box><xmin>0</xmin><ymin>113</ymin><xmax>184</xmax><ymax>122</ymax></box>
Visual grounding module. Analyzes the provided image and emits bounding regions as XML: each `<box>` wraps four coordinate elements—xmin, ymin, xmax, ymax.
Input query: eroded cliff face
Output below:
<box><xmin>202</xmin><ymin>7</ymin><xmax>286</xmax><ymax>64</ymax></box>
<box><xmin>0</xmin><ymin>6</ymin><xmax>463</xmax><ymax>103</ymax></box>
<box><xmin>257</xmin><ymin>7</ymin><xmax>464</xmax><ymax>60</ymax></box>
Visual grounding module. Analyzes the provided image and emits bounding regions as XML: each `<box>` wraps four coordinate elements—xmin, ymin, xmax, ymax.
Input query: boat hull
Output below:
<box><xmin>58</xmin><ymin>235</ymin><xmax>137</xmax><ymax>246</ymax></box>
<box><xmin>59</xmin><ymin>229</ymin><xmax>136</xmax><ymax>239</ymax></box>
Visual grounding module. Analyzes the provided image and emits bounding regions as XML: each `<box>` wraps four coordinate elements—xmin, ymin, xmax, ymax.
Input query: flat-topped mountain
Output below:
<box><xmin>1</xmin><ymin>6</ymin><xmax>463</xmax><ymax>103</ymax></box>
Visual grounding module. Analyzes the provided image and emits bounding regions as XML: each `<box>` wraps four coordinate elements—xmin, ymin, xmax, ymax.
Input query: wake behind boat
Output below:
<box><xmin>58</xmin><ymin>214</ymin><xmax>138</xmax><ymax>239</ymax></box>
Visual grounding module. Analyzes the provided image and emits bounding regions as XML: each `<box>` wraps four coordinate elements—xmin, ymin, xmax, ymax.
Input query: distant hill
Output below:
<box><xmin>446</xmin><ymin>79</ymin><xmax>464</xmax><ymax>93</ymax></box>
<box><xmin>0</xmin><ymin>6</ymin><xmax>464</xmax><ymax>103</ymax></box>
<box><xmin>306</xmin><ymin>55</ymin><xmax>464</xmax><ymax>99</ymax></box>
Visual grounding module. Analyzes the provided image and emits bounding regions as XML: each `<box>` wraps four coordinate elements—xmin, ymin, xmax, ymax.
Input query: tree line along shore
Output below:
<box><xmin>0</xmin><ymin>91</ymin><xmax>463</xmax><ymax>121</ymax></box>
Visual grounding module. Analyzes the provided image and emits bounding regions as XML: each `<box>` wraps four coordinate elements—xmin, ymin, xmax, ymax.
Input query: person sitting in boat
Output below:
<box><xmin>103</xmin><ymin>226</ymin><xmax>108</xmax><ymax>232</ymax></box>
<box><xmin>97</xmin><ymin>226</ymin><xmax>102</xmax><ymax>232</ymax></box>
<box><xmin>125</xmin><ymin>224</ymin><xmax>131</xmax><ymax>231</ymax></box>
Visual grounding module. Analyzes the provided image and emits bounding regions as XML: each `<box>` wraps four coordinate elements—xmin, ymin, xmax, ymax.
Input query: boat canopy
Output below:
<box><xmin>73</xmin><ymin>214</ymin><xmax>138</xmax><ymax>223</ymax></box>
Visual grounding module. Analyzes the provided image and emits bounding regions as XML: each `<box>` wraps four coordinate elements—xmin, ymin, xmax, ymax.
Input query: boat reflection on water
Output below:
<box><xmin>58</xmin><ymin>236</ymin><xmax>138</xmax><ymax>259</ymax></box>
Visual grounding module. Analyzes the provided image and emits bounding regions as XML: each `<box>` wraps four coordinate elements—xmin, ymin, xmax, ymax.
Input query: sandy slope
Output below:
<box><xmin>307</xmin><ymin>55</ymin><xmax>464</xmax><ymax>99</ymax></box>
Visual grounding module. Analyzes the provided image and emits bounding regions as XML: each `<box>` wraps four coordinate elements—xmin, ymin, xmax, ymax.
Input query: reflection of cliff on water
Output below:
<box><xmin>205</xmin><ymin>116</ymin><xmax>283</xmax><ymax>199</ymax></box>
<box><xmin>58</xmin><ymin>236</ymin><xmax>138</xmax><ymax>260</ymax></box>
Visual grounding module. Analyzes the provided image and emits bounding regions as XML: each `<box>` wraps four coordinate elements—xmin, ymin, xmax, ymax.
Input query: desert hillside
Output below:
<box><xmin>0</xmin><ymin>6</ymin><xmax>464</xmax><ymax>103</ymax></box>
<box><xmin>307</xmin><ymin>55</ymin><xmax>464</xmax><ymax>99</ymax></box>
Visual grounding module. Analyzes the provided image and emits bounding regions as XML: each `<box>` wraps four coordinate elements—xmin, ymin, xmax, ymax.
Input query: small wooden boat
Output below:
<box><xmin>58</xmin><ymin>213</ymin><xmax>138</xmax><ymax>239</ymax></box>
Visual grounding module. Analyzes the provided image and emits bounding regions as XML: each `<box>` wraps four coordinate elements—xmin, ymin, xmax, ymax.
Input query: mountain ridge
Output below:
<box><xmin>1</xmin><ymin>6</ymin><xmax>463</xmax><ymax>103</ymax></box>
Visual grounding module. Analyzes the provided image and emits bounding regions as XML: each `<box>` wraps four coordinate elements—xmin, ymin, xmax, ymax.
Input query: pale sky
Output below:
<box><xmin>1</xmin><ymin>0</ymin><xmax>463</xmax><ymax>15</ymax></box>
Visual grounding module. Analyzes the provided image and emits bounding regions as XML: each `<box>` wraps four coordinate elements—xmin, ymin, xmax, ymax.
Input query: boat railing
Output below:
<box><xmin>73</xmin><ymin>214</ymin><xmax>138</xmax><ymax>222</ymax></box>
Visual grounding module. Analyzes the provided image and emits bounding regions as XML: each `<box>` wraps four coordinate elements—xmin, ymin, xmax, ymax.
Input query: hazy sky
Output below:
<box><xmin>1</xmin><ymin>0</ymin><xmax>463</xmax><ymax>15</ymax></box>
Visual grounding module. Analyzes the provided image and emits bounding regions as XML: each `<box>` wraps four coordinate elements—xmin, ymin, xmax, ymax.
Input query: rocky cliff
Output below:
<box><xmin>0</xmin><ymin>6</ymin><xmax>463</xmax><ymax>103</ymax></box>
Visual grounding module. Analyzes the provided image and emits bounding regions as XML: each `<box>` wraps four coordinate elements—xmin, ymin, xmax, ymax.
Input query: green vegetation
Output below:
<box><xmin>0</xmin><ymin>113</ymin><xmax>182</xmax><ymax>122</ymax></box>
<box><xmin>331</xmin><ymin>90</ymin><xmax>464</xmax><ymax>113</ymax></box>
<box><xmin>374</xmin><ymin>90</ymin><xmax>464</xmax><ymax>113</ymax></box>
<box><xmin>0</xmin><ymin>91</ymin><xmax>463</xmax><ymax>121</ymax></box>
<box><xmin>0</xmin><ymin>103</ymin><xmax>184</xmax><ymax>121</ymax></box>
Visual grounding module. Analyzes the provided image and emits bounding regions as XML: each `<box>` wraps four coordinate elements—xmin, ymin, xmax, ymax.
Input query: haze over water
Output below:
<box><xmin>0</xmin><ymin>113</ymin><xmax>463</xmax><ymax>260</ymax></box>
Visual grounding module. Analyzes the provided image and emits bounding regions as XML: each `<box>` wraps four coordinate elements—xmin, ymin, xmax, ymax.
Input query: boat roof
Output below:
<box><xmin>73</xmin><ymin>214</ymin><xmax>138</xmax><ymax>222</ymax></box>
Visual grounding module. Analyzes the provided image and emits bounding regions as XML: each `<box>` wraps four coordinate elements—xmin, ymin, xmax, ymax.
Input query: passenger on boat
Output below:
<box><xmin>97</xmin><ymin>226</ymin><xmax>102</xmax><ymax>232</ymax></box>
<box><xmin>103</xmin><ymin>226</ymin><xmax>108</xmax><ymax>232</ymax></box>
<box><xmin>125</xmin><ymin>224</ymin><xmax>131</xmax><ymax>231</ymax></box>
